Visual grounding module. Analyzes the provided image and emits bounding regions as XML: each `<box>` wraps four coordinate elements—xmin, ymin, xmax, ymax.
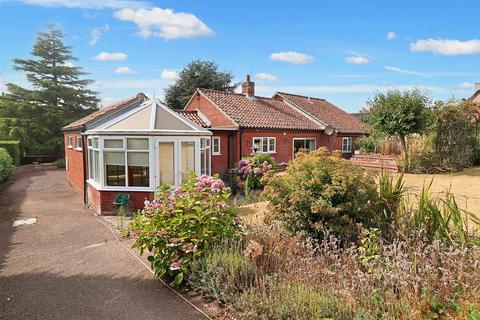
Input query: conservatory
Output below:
<box><xmin>63</xmin><ymin>97</ymin><xmax>212</xmax><ymax>214</ymax></box>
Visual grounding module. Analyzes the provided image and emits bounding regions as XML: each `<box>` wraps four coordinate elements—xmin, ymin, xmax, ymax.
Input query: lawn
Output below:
<box><xmin>402</xmin><ymin>166</ymin><xmax>480</xmax><ymax>216</ymax></box>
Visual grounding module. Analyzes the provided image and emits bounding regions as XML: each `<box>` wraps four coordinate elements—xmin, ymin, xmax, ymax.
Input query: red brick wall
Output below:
<box><xmin>327</xmin><ymin>134</ymin><xmax>362</xmax><ymax>159</ymax></box>
<box><xmin>64</xmin><ymin>132</ymin><xmax>85</xmax><ymax>196</ymax></box>
<box><xmin>185</xmin><ymin>91</ymin><xmax>237</xmax><ymax>127</ymax></box>
<box><xmin>240</xmin><ymin>129</ymin><xmax>325</xmax><ymax>164</ymax></box>
<box><xmin>210</xmin><ymin>130</ymin><xmax>231</xmax><ymax>175</ymax></box>
<box><xmin>87</xmin><ymin>183</ymin><xmax>154</xmax><ymax>215</ymax></box>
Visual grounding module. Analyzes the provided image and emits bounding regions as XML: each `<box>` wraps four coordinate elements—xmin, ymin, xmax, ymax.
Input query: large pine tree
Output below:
<box><xmin>1</xmin><ymin>24</ymin><xmax>99</xmax><ymax>155</ymax></box>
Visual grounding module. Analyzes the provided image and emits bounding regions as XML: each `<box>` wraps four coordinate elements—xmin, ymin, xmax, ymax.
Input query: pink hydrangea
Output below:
<box><xmin>169</xmin><ymin>261</ymin><xmax>181</xmax><ymax>271</ymax></box>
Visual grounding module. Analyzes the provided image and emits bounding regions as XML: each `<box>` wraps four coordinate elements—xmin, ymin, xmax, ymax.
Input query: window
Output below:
<box><xmin>342</xmin><ymin>137</ymin><xmax>352</xmax><ymax>153</ymax></box>
<box><xmin>293</xmin><ymin>138</ymin><xmax>316</xmax><ymax>156</ymax></box>
<box><xmin>76</xmin><ymin>137</ymin><xmax>82</xmax><ymax>150</ymax></box>
<box><xmin>67</xmin><ymin>136</ymin><xmax>73</xmax><ymax>148</ymax></box>
<box><xmin>212</xmin><ymin>137</ymin><xmax>221</xmax><ymax>155</ymax></box>
<box><xmin>200</xmin><ymin>138</ymin><xmax>211</xmax><ymax>176</ymax></box>
<box><xmin>252</xmin><ymin>137</ymin><xmax>276</xmax><ymax>154</ymax></box>
<box><xmin>87</xmin><ymin>137</ymin><xmax>100</xmax><ymax>183</ymax></box>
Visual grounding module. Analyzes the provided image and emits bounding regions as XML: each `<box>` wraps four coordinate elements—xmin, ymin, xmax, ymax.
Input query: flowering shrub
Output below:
<box><xmin>263</xmin><ymin>147</ymin><xmax>380</xmax><ymax>243</ymax></box>
<box><xmin>129</xmin><ymin>174</ymin><xmax>243</xmax><ymax>285</ymax></box>
<box><xmin>234</xmin><ymin>153</ymin><xmax>276</xmax><ymax>194</ymax></box>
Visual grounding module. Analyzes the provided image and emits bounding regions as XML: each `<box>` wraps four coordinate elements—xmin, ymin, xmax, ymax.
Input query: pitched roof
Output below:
<box><xmin>468</xmin><ymin>90</ymin><xmax>480</xmax><ymax>104</ymax></box>
<box><xmin>62</xmin><ymin>93</ymin><xmax>148</xmax><ymax>131</ymax></box>
<box><xmin>174</xmin><ymin>110</ymin><xmax>209</xmax><ymax>128</ymax></box>
<box><xmin>198</xmin><ymin>89</ymin><xmax>323</xmax><ymax>131</ymax></box>
<box><xmin>276</xmin><ymin>92</ymin><xmax>369</xmax><ymax>134</ymax></box>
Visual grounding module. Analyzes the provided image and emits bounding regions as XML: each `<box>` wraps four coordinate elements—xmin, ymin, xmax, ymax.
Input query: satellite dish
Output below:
<box><xmin>324</xmin><ymin>125</ymin><xmax>335</xmax><ymax>136</ymax></box>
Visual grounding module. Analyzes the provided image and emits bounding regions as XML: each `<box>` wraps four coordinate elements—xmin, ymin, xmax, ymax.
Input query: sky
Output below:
<box><xmin>0</xmin><ymin>0</ymin><xmax>479</xmax><ymax>112</ymax></box>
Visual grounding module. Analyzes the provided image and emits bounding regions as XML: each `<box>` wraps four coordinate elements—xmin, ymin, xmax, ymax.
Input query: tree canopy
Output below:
<box><xmin>0</xmin><ymin>24</ymin><xmax>99</xmax><ymax>155</ymax></box>
<box><xmin>164</xmin><ymin>60</ymin><xmax>238</xmax><ymax>109</ymax></box>
<box><xmin>363</xmin><ymin>89</ymin><xmax>431</xmax><ymax>165</ymax></box>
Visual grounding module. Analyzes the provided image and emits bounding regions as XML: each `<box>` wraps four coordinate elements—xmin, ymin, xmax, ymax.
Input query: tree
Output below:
<box><xmin>363</xmin><ymin>89</ymin><xmax>431</xmax><ymax>167</ymax></box>
<box><xmin>1</xmin><ymin>24</ymin><xmax>99</xmax><ymax>155</ymax></box>
<box><xmin>164</xmin><ymin>60</ymin><xmax>238</xmax><ymax>109</ymax></box>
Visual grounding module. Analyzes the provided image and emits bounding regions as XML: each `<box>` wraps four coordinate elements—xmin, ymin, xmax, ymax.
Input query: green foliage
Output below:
<box><xmin>0</xmin><ymin>141</ymin><xmax>21</xmax><ymax>166</ymax></box>
<box><xmin>1</xmin><ymin>24</ymin><xmax>98</xmax><ymax>155</ymax></box>
<box><xmin>53</xmin><ymin>157</ymin><xmax>65</xmax><ymax>168</ymax></box>
<box><xmin>0</xmin><ymin>147</ymin><xmax>15</xmax><ymax>183</ymax></box>
<box><xmin>129</xmin><ymin>174</ymin><xmax>242</xmax><ymax>286</ymax></box>
<box><xmin>363</xmin><ymin>89</ymin><xmax>431</xmax><ymax>164</ymax></box>
<box><xmin>264</xmin><ymin>147</ymin><xmax>380</xmax><ymax>243</ymax></box>
<box><xmin>354</xmin><ymin>135</ymin><xmax>379</xmax><ymax>153</ymax></box>
<box><xmin>189</xmin><ymin>242</ymin><xmax>257</xmax><ymax>302</ymax></box>
<box><xmin>164</xmin><ymin>60</ymin><xmax>238</xmax><ymax>109</ymax></box>
<box><xmin>233</xmin><ymin>281</ymin><xmax>358</xmax><ymax>320</ymax></box>
<box><xmin>378</xmin><ymin>171</ymin><xmax>406</xmax><ymax>238</ymax></box>
<box><xmin>358</xmin><ymin>228</ymin><xmax>382</xmax><ymax>272</ymax></box>
<box><xmin>234</xmin><ymin>153</ymin><xmax>276</xmax><ymax>195</ymax></box>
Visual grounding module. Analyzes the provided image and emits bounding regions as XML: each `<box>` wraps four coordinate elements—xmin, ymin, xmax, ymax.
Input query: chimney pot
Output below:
<box><xmin>242</xmin><ymin>74</ymin><xmax>255</xmax><ymax>97</ymax></box>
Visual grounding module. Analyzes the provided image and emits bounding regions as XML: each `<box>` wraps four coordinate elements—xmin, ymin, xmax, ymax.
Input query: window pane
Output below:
<box><xmin>104</xmin><ymin>152</ymin><xmax>125</xmax><ymax>165</ymax></box>
<box><xmin>106</xmin><ymin>165</ymin><xmax>126</xmax><ymax>186</ymax></box>
<box><xmin>127</xmin><ymin>138</ymin><xmax>148</xmax><ymax>150</ymax></box>
<box><xmin>128</xmin><ymin>165</ymin><xmax>149</xmax><ymax>187</ymax></box>
<box><xmin>159</xmin><ymin>142</ymin><xmax>175</xmax><ymax>185</ymax></box>
<box><xmin>104</xmin><ymin>139</ymin><xmax>123</xmax><ymax>149</ymax></box>
<box><xmin>127</xmin><ymin>152</ymin><xmax>149</xmax><ymax>166</ymax></box>
<box><xmin>200</xmin><ymin>149</ymin><xmax>206</xmax><ymax>175</ymax></box>
<box><xmin>306</xmin><ymin>139</ymin><xmax>316</xmax><ymax>151</ymax></box>
<box><xmin>293</xmin><ymin>140</ymin><xmax>305</xmax><ymax>155</ymax></box>
<box><xmin>88</xmin><ymin>149</ymin><xmax>93</xmax><ymax>178</ymax></box>
<box><xmin>269</xmin><ymin>138</ymin><xmax>275</xmax><ymax>152</ymax></box>
<box><xmin>262</xmin><ymin>138</ymin><xmax>268</xmax><ymax>152</ymax></box>
<box><xmin>93</xmin><ymin>138</ymin><xmax>99</xmax><ymax>149</ymax></box>
<box><xmin>88</xmin><ymin>138</ymin><xmax>92</xmax><ymax>147</ymax></box>
<box><xmin>76</xmin><ymin>137</ymin><xmax>82</xmax><ymax>149</ymax></box>
<box><xmin>93</xmin><ymin>150</ymin><xmax>100</xmax><ymax>183</ymax></box>
<box><xmin>181</xmin><ymin>141</ymin><xmax>195</xmax><ymax>183</ymax></box>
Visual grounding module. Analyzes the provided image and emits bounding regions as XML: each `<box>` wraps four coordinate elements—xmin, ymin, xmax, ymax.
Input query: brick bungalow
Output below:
<box><xmin>181</xmin><ymin>75</ymin><xmax>369</xmax><ymax>177</ymax></box>
<box><xmin>63</xmin><ymin>76</ymin><xmax>368</xmax><ymax>214</ymax></box>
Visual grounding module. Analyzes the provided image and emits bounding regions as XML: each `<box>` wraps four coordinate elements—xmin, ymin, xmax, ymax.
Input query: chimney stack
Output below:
<box><xmin>242</xmin><ymin>74</ymin><xmax>255</xmax><ymax>97</ymax></box>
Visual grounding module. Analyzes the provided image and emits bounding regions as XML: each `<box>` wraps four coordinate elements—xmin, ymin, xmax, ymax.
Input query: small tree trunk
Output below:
<box><xmin>399</xmin><ymin>134</ymin><xmax>408</xmax><ymax>171</ymax></box>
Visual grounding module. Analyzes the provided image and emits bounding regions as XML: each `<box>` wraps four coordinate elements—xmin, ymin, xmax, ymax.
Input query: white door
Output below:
<box><xmin>156</xmin><ymin>137</ymin><xmax>199</xmax><ymax>187</ymax></box>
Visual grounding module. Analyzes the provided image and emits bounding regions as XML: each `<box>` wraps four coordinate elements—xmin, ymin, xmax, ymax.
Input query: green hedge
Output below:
<box><xmin>0</xmin><ymin>147</ymin><xmax>14</xmax><ymax>183</ymax></box>
<box><xmin>0</xmin><ymin>141</ymin><xmax>21</xmax><ymax>166</ymax></box>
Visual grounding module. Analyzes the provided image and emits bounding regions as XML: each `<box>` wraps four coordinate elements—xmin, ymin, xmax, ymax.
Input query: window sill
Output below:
<box><xmin>75</xmin><ymin>148</ymin><xmax>83</xmax><ymax>151</ymax></box>
<box><xmin>212</xmin><ymin>153</ymin><xmax>221</xmax><ymax>156</ymax></box>
<box><xmin>67</xmin><ymin>146</ymin><xmax>73</xmax><ymax>149</ymax></box>
<box><xmin>342</xmin><ymin>151</ymin><xmax>352</xmax><ymax>153</ymax></box>
<box><xmin>87</xmin><ymin>180</ymin><xmax>154</xmax><ymax>192</ymax></box>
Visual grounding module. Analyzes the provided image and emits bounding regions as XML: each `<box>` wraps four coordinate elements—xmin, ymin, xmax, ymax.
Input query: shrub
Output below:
<box><xmin>234</xmin><ymin>153</ymin><xmax>276</xmax><ymax>195</ymax></box>
<box><xmin>263</xmin><ymin>147</ymin><xmax>380</xmax><ymax>243</ymax></box>
<box><xmin>0</xmin><ymin>141</ymin><xmax>21</xmax><ymax>166</ymax></box>
<box><xmin>0</xmin><ymin>147</ymin><xmax>14</xmax><ymax>182</ymax></box>
<box><xmin>129</xmin><ymin>174</ymin><xmax>242</xmax><ymax>285</ymax></box>
<box><xmin>355</xmin><ymin>135</ymin><xmax>378</xmax><ymax>153</ymax></box>
<box><xmin>189</xmin><ymin>242</ymin><xmax>257</xmax><ymax>302</ymax></box>
<box><xmin>53</xmin><ymin>158</ymin><xmax>66</xmax><ymax>168</ymax></box>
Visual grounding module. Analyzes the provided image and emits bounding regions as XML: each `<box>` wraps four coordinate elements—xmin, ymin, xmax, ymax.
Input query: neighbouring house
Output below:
<box><xmin>62</xmin><ymin>93</ymin><xmax>212</xmax><ymax>214</ymax></box>
<box><xmin>467</xmin><ymin>83</ymin><xmax>480</xmax><ymax>105</ymax></box>
<box><xmin>63</xmin><ymin>76</ymin><xmax>368</xmax><ymax>214</ymax></box>
<box><xmin>182</xmin><ymin>75</ymin><xmax>369</xmax><ymax>177</ymax></box>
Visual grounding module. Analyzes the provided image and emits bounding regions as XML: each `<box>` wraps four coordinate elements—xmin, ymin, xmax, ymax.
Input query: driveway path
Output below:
<box><xmin>0</xmin><ymin>168</ymin><xmax>206</xmax><ymax>320</ymax></box>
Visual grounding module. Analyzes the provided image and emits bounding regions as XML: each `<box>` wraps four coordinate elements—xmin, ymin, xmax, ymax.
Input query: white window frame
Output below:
<box><xmin>292</xmin><ymin>138</ymin><xmax>317</xmax><ymax>157</ymax></box>
<box><xmin>87</xmin><ymin>136</ymin><xmax>154</xmax><ymax>192</ymax></box>
<box><xmin>200</xmin><ymin>137</ymin><xmax>211</xmax><ymax>176</ymax></box>
<box><xmin>75</xmin><ymin>136</ymin><xmax>82</xmax><ymax>151</ymax></box>
<box><xmin>342</xmin><ymin>137</ymin><xmax>353</xmax><ymax>153</ymax></box>
<box><xmin>212</xmin><ymin>136</ymin><xmax>221</xmax><ymax>155</ymax></box>
<box><xmin>252</xmin><ymin>137</ymin><xmax>276</xmax><ymax>154</ymax></box>
<box><xmin>67</xmin><ymin>136</ymin><xmax>73</xmax><ymax>149</ymax></box>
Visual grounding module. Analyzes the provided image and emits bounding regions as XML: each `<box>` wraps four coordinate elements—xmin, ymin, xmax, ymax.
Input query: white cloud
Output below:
<box><xmin>255</xmin><ymin>73</ymin><xmax>277</xmax><ymax>81</ymax></box>
<box><xmin>114</xmin><ymin>7</ymin><xmax>214</xmax><ymax>39</ymax></box>
<box><xmin>386</xmin><ymin>32</ymin><xmax>396</xmax><ymax>41</ymax></box>
<box><xmin>346</xmin><ymin>55</ymin><xmax>370</xmax><ymax>65</ymax></box>
<box><xmin>92</xmin><ymin>52</ymin><xmax>127</xmax><ymax>61</ymax></box>
<box><xmin>22</xmin><ymin>0</ymin><xmax>149</xmax><ymax>9</ymax></box>
<box><xmin>385</xmin><ymin>65</ymin><xmax>431</xmax><ymax>78</ymax></box>
<box><xmin>410</xmin><ymin>38</ymin><xmax>480</xmax><ymax>55</ymax></box>
<box><xmin>269</xmin><ymin>51</ymin><xmax>314</xmax><ymax>64</ymax></box>
<box><xmin>90</xmin><ymin>23</ymin><xmax>110</xmax><ymax>45</ymax></box>
<box><xmin>453</xmin><ymin>82</ymin><xmax>475</xmax><ymax>90</ymax></box>
<box><xmin>160</xmin><ymin>70</ymin><xmax>178</xmax><ymax>80</ymax></box>
<box><xmin>114</xmin><ymin>66</ymin><xmax>136</xmax><ymax>74</ymax></box>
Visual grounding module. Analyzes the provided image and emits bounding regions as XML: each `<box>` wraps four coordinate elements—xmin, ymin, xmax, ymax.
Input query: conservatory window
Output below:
<box><xmin>200</xmin><ymin>138</ymin><xmax>211</xmax><ymax>176</ymax></box>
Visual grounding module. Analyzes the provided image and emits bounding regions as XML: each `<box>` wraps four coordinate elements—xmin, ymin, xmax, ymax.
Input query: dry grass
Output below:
<box><xmin>237</xmin><ymin>201</ymin><xmax>269</xmax><ymax>225</ymax></box>
<box><xmin>401</xmin><ymin>166</ymin><xmax>480</xmax><ymax>217</ymax></box>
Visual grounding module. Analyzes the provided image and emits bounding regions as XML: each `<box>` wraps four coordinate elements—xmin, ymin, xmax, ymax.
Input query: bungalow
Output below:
<box><xmin>63</xmin><ymin>76</ymin><xmax>368</xmax><ymax>214</ymax></box>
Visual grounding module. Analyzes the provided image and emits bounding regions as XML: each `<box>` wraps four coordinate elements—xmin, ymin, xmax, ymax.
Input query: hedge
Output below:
<box><xmin>0</xmin><ymin>141</ymin><xmax>21</xmax><ymax>166</ymax></box>
<box><xmin>0</xmin><ymin>147</ymin><xmax>14</xmax><ymax>183</ymax></box>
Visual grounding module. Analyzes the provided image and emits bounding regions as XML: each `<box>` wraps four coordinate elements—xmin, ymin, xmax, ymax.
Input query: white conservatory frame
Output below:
<box><xmin>84</xmin><ymin>100</ymin><xmax>212</xmax><ymax>192</ymax></box>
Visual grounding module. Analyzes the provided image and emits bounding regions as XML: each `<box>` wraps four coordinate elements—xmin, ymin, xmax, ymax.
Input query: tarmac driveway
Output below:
<box><xmin>0</xmin><ymin>168</ymin><xmax>206</xmax><ymax>320</ymax></box>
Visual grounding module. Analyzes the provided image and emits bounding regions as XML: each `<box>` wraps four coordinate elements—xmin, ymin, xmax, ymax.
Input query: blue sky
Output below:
<box><xmin>0</xmin><ymin>0</ymin><xmax>479</xmax><ymax>111</ymax></box>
